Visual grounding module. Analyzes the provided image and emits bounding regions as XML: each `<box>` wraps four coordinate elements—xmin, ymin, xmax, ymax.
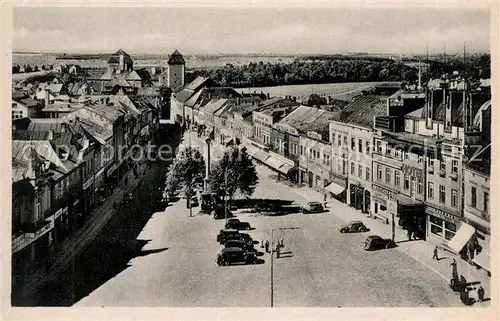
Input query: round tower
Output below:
<box><xmin>167</xmin><ymin>49</ymin><xmax>185</xmax><ymax>92</ymax></box>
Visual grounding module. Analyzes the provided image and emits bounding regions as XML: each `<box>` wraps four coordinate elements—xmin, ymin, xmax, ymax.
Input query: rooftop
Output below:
<box><xmin>339</xmin><ymin>96</ymin><xmax>386</xmax><ymax>128</ymax></box>
<box><xmin>168</xmin><ymin>49</ymin><xmax>185</xmax><ymax>65</ymax></box>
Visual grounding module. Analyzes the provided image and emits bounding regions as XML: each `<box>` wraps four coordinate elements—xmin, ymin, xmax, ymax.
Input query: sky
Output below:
<box><xmin>13</xmin><ymin>7</ymin><xmax>491</xmax><ymax>55</ymax></box>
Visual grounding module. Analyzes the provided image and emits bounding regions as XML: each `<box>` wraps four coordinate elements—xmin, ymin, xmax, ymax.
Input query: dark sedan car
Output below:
<box><xmin>216</xmin><ymin>247</ymin><xmax>257</xmax><ymax>266</ymax></box>
<box><xmin>339</xmin><ymin>220</ymin><xmax>368</xmax><ymax>233</ymax></box>
<box><xmin>362</xmin><ymin>235</ymin><xmax>396</xmax><ymax>251</ymax></box>
<box><xmin>223</xmin><ymin>239</ymin><xmax>255</xmax><ymax>253</ymax></box>
<box><xmin>225</xmin><ymin>218</ymin><xmax>251</xmax><ymax>230</ymax></box>
<box><xmin>217</xmin><ymin>229</ymin><xmax>240</xmax><ymax>243</ymax></box>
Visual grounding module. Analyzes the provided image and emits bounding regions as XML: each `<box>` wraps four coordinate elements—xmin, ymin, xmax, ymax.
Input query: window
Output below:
<box><xmin>452</xmin><ymin>159</ymin><xmax>458</xmax><ymax>174</ymax></box>
<box><xmin>35</xmin><ymin>197</ymin><xmax>42</xmax><ymax>221</ymax></box>
<box><xmin>404</xmin><ymin>175</ymin><xmax>410</xmax><ymax>190</ymax></box>
<box><xmin>439</xmin><ymin>185</ymin><xmax>446</xmax><ymax>204</ymax></box>
<box><xmin>395</xmin><ymin>171</ymin><xmax>400</xmax><ymax>186</ymax></box>
<box><xmin>358</xmin><ymin>139</ymin><xmax>363</xmax><ymax>153</ymax></box>
<box><xmin>377</xmin><ymin>165</ymin><xmax>382</xmax><ymax>180</ymax></box>
<box><xmin>351</xmin><ymin>137</ymin><xmax>355</xmax><ymax>150</ymax></box>
<box><xmin>342</xmin><ymin>158</ymin><xmax>347</xmax><ymax>175</ymax></box>
<box><xmin>358</xmin><ymin>164</ymin><xmax>362</xmax><ymax>178</ymax></box>
<box><xmin>343</xmin><ymin>135</ymin><xmax>347</xmax><ymax>146</ymax></box>
<box><xmin>451</xmin><ymin>189</ymin><xmax>458</xmax><ymax>208</ymax></box>
<box><xmin>440</xmin><ymin>159</ymin><xmax>446</xmax><ymax>171</ymax></box>
<box><xmin>366</xmin><ymin>167</ymin><xmax>370</xmax><ymax>181</ymax></box>
<box><xmin>300</xmin><ymin>145</ymin><xmax>303</xmax><ymax>155</ymax></box>
<box><xmin>351</xmin><ymin>162</ymin><xmax>355</xmax><ymax>175</ymax></box>
<box><xmin>471</xmin><ymin>186</ymin><xmax>477</xmax><ymax>207</ymax></box>
<box><xmin>428</xmin><ymin>182</ymin><xmax>434</xmax><ymax>199</ymax></box>
<box><xmin>417</xmin><ymin>177</ymin><xmax>423</xmax><ymax>195</ymax></box>
<box><xmin>385</xmin><ymin>168</ymin><xmax>391</xmax><ymax>183</ymax></box>
<box><xmin>376</xmin><ymin>141</ymin><xmax>382</xmax><ymax>153</ymax></box>
<box><xmin>337</xmin><ymin>134</ymin><xmax>341</xmax><ymax>146</ymax></box>
<box><xmin>484</xmin><ymin>192</ymin><xmax>489</xmax><ymax>212</ymax></box>
<box><xmin>395</xmin><ymin>149</ymin><xmax>401</xmax><ymax>158</ymax></box>
<box><xmin>365</xmin><ymin>141</ymin><xmax>370</xmax><ymax>154</ymax></box>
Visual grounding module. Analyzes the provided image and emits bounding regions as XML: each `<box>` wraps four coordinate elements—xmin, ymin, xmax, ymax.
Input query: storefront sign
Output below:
<box><xmin>426</xmin><ymin>206</ymin><xmax>460</xmax><ymax>222</ymax></box>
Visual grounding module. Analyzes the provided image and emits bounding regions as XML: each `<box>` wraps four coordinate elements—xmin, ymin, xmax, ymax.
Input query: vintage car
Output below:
<box><xmin>222</xmin><ymin>232</ymin><xmax>254</xmax><ymax>246</ymax></box>
<box><xmin>362</xmin><ymin>235</ymin><xmax>396</xmax><ymax>251</ymax></box>
<box><xmin>225</xmin><ymin>218</ymin><xmax>251</xmax><ymax>230</ymax></box>
<box><xmin>217</xmin><ymin>229</ymin><xmax>240</xmax><ymax>243</ymax></box>
<box><xmin>339</xmin><ymin>220</ymin><xmax>368</xmax><ymax>233</ymax></box>
<box><xmin>223</xmin><ymin>239</ymin><xmax>256</xmax><ymax>253</ymax></box>
<box><xmin>300</xmin><ymin>201</ymin><xmax>324</xmax><ymax>214</ymax></box>
<box><xmin>216</xmin><ymin>247</ymin><xmax>257</xmax><ymax>266</ymax></box>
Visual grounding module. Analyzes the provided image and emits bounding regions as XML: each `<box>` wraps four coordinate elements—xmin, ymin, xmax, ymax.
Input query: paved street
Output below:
<box><xmin>75</xmin><ymin>133</ymin><xmax>464</xmax><ymax>307</ymax></box>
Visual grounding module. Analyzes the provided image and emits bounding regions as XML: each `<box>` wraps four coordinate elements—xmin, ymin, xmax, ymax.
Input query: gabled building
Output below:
<box><xmin>170</xmin><ymin>76</ymin><xmax>216</xmax><ymax>124</ymax></box>
<box><xmin>12</xmin><ymin>91</ymin><xmax>43</xmax><ymax>119</ymax></box>
<box><xmin>100</xmin><ymin>49</ymin><xmax>149</xmax><ymax>92</ymax></box>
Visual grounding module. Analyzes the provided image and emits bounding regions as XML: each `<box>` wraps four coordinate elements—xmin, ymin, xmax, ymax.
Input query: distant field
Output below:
<box><xmin>13</xmin><ymin>53</ymin><xmax>296</xmax><ymax>70</ymax></box>
<box><xmin>12</xmin><ymin>71</ymin><xmax>51</xmax><ymax>83</ymax></box>
<box><xmin>240</xmin><ymin>81</ymin><xmax>400</xmax><ymax>99</ymax></box>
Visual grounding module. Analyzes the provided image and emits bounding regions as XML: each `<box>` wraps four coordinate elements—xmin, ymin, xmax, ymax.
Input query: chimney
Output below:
<box><xmin>44</xmin><ymin>89</ymin><xmax>50</xmax><ymax>106</ymax></box>
<box><xmin>418</xmin><ymin>60</ymin><xmax>422</xmax><ymax>91</ymax></box>
<box><xmin>119</xmin><ymin>54</ymin><xmax>124</xmax><ymax>73</ymax></box>
<box><xmin>293</xmin><ymin>96</ymin><xmax>297</xmax><ymax>102</ymax></box>
<box><xmin>267</xmin><ymin>93</ymin><xmax>270</xmax><ymax>99</ymax></box>
<box><xmin>444</xmin><ymin>89</ymin><xmax>452</xmax><ymax>131</ymax></box>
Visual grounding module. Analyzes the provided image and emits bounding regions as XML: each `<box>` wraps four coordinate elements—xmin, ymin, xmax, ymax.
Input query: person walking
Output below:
<box><xmin>477</xmin><ymin>286</ymin><xmax>485</xmax><ymax>302</ymax></box>
<box><xmin>433</xmin><ymin>246</ymin><xmax>439</xmax><ymax>260</ymax></box>
<box><xmin>260</xmin><ymin>239</ymin><xmax>264</xmax><ymax>249</ymax></box>
<box><xmin>265</xmin><ymin>240</ymin><xmax>270</xmax><ymax>253</ymax></box>
<box><xmin>276</xmin><ymin>243</ymin><xmax>280</xmax><ymax>258</ymax></box>
<box><xmin>451</xmin><ymin>258</ymin><xmax>458</xmax><ymax>280</ymax></box>
<box><xmin>407</xmin><ymin>229</ymin><xmax>412</xmax><ymax>241</ymax></box>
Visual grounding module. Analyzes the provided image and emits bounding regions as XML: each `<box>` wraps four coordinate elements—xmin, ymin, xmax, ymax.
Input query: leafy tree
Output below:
<box><xmin>165</xmin><ymin>147</ymin><xmax>206</xmax><ymax>199</ymax></box>
<box><xmin>209</xmin><ymin>147</ymin><xmax>258</xmax><ymax>206</ymax></box>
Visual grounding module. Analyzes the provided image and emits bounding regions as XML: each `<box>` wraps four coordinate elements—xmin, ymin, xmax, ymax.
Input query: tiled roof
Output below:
<box><xmin>12</xmin><ymin>91</ymin><xmax>26</xmax><ymax>100</ymax></box>
<box><xmin>340</xmin><ymin>99</ymin><xmax>386</xmax><ymax>128</ymax></box>
<box><xmin>185</xmin><ymin>76</ymin><xmax>209</xmax><ymax>91</ymax></box>
<box><xmin>135</xmin><ymin>68</ymin><xmax>151</xmax><ymax>81</ymax></box>
<box><xmin>108</xmin><ymin>49</ymin><xmax>133</xmax><ymax>64</ymax></box>
<box><xmin>277</xmin><ymin>105</ymin><xmax>325</xmax><ymax>130</ymax></box>
<box><xmin>12</xmin><ymin>130</ymin><xmax>51</xmax><ymax>141</ymax></box>
<box><xmin>12</xmin><ymin>140</ymin><xmax>68</xmax><ymax>173</ymax></box>
<box><xmin>297</xmin><ymin>110</ymin><xmax>341</xmax><ymax>139</ymax></box>
<box><xmin>168</xmin><ymin>49</ymin><xmax>185</xmax><ymax>65</ymax></box>
<box><xmin>340</xmin><ymin>95</ymin><xmax>381</xmax><ymax>116</ymax></box>
<box><xmin>185</xmin><ymin>87</ymin><xmax>242</xmax><ymax>108</ymax></box>
<box><xmin>136</xmin><ymin>87</ymin><xmax>160</xmax><ymax>97</ymax></box>
<box><xmin>46</xmin><ymin>83</ymin><xmax>64</xmax><ymax>94</ymax></box>
<box><xmin>201</xmin><ymin>98</ymin><xmax>228</xmax><ymax>115</ymax></box>
<box><xmin>27</xmin><ymin>119</ymin><xmax>65</xmax><ymax>132</ymax></box>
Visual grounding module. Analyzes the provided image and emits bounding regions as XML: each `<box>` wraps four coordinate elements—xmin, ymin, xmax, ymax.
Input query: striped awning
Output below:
<box><xmin>448</xmin><ymin>222</ymin><xmax>475</xmax><ymax>253</ymax></box>
<box><xmin>254</xmin><ymin>150</ymin><xmax>270</xmax><ymax>163</ymax></box>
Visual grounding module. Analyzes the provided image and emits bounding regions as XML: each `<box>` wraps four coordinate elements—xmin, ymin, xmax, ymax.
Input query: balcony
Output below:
<box><xmin>427</xmin><ymin>166</ymin><xmax>434</xmax><ymax>174</ymax></box>
<box><xmin>372</xmin><ymin>152</ymin><xmax>402</xmax><ymax>169</ymax></box>
<box><xmin>438</xmin><ymin>169</ymin><xmax>446</xmax><ymax>177</ymax></box>
<box><xmin>449</xmin><ymin>172</ymin><xmax>458</xmax><ymax>181</ymax></box>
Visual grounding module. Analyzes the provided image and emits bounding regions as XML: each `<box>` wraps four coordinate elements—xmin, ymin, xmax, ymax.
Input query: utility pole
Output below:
<box><xmin>270</xmin><ymin>228</ymin><xmax>274</xmax><ymax>308</ymax></box>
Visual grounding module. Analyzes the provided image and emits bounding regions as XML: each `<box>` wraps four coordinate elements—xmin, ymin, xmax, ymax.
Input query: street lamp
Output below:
<box><xmin>267</xmin><ymin>227</ymin><xmax>298</xmax><ymax>308</ymax></box>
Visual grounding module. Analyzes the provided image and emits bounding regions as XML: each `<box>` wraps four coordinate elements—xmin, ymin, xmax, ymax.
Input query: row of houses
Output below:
<box><xmin>11</xmin><ymin>92</ymin><xmax>160</xmax><ymax>286</ymax></box>
<box><xmin>170</xmin><ymin>75</ymin><xmax>492</xmax><ymax>275</ymax></box>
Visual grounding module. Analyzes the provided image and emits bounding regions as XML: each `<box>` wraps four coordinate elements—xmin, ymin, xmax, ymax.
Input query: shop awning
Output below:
<box><xmin>472</xmin><ymin>237</ymin><xmax>490</xmax><ymax>272</ymax></box>
<box><xmin>224</xmin><ymin>137</ymin><xmax>234</xmax><ymax>145</ymax></box>
<box><xmin>325</xmin><ymin>182</ymin><xmax>345</xmax><ymax>195</ymax></box>
<box><xmin>254</xmin><ymin>150</ymin><xmax>270</xmax><ymax>163</ymax></box>
<box><xmin>277</xmin><ymin>163</ymin><xmax>294</xmax><ymax>175</ymax></box>
<box><xmin>244</xmin><ymin>145</ymin><xmax>259</xmax><ymax>157</ymax></box>
<box><xmin>265</xmin><ymin>156</ymin><xmax>284</xmax><ymax>171</ymax></box>
<box><xmin>396</xmin><ymin>193</ymin><xmax>423</xmax><ymax>206</ymax></box>
<box><xmin>448</xmin><ymin>222</ymin><xmax>475</xmax><ymax>253</ymax></box>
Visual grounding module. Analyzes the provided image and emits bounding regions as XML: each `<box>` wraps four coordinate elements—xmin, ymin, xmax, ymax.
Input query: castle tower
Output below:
<box><xmin>167</xmin><ymin>49</ymin><xmax>185</xmax><ymax>92</ymax></box>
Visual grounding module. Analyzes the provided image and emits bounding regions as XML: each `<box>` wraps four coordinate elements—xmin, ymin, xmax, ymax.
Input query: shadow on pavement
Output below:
<box><xmin>26</xmin><ymin>161</ymin><xmax>173</xmax><ymax>307</ymax></box>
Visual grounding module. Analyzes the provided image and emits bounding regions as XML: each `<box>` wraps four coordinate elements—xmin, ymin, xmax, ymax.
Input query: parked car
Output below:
<box><xmin>362</xmin><ymin>235</ymin><xmax>396</xmax><ymax>251</ymax></box>
<box><xmin>225</xmin><ymin>218</ymin><xmax>251</xmax><ymax>230</ymax></box>
<box><xmin>220</xmin><ymin>233</ymin><xmax>253</xmax><ymax>245</ymax></box>
<box><xmin>300</xmin><ymin>201</ymin><xmax>324</xmax><ymax>214</ymax></box>
<box><xmin>223</xmin><ymin>239</ymin><xmax>255</xmax><ymax>253</ymax></box>
<box><xmin>216</xmin><ymin>247</ymin><xmax>257</xmax><ymax>266</ymax></box>
<box><xmin>339</xmin><ymin>220</ymin><xmax>368</xmax><ymax>233</ymax></box>
<box><xmin>217</xmin><ymin>229</ymin><xmax>240</xmax><ymax>243</ymax></box>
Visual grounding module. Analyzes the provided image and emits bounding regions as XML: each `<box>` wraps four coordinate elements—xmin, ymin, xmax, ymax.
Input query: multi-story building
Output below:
<box><xmin>12</xmin><ymin>91</ymin><xmax>43</xmax><ymax>119</ymax></box>
<box><xmin>170</xmin><ymin>76</ymin><xmax>215</xmax><ymax>125</ymax></box>
<box><xmin>297</xmin><ymin>110</ymin><xmax>339</xmax><ymax>193</ymax></box>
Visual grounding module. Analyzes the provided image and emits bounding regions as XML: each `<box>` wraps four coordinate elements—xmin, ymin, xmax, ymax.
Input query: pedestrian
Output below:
<box><xmin>407</xmin><ymin>229</ymin><xmax>412</xmax><ymax>241</ymax></box>
<box><xmin>260</xmin><ymin>239</ymin><xmax>264</xmax><ymax>248</ymax></box>
<box><xmin>433</xmin><ymin>246</ymin><xmax>439</xmax><ymax>260</ymax></box>
<box><xmin>276</xmin><ymin>244</ymin><xmax>280</xmax><ymax>258</ymax></box>
<box><xmin>477</xmin><ymin>286</ymin><xmax>485</xmax><ymax>302</ymax></box>
<box><xmin>451</xmin><ymin>258</ymin><xmax>458</xmax><ymax>280</ymax></box>
<box><xmin>265</xmin><ymin>240</ymin><xmax>270</xmax><ymax>253</ymax></box>
<box><xmin>280</xmin><ymin>238</ymin><xmax>284</xmax><ymax>248</ymax></box>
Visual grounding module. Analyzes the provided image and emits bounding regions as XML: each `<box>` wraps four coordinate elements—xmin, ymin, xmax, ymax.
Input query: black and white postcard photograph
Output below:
<box><xmin>1</xmin><ymin>1</ymin><xmax>498</xmax><ymax>320</ymax></box>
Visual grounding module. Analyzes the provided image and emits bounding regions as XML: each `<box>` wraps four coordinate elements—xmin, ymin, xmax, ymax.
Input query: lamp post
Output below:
<box><xmin>204</xmin><ymin>137</ymin><xmax>211</xmax><ymax>194</ymax></box>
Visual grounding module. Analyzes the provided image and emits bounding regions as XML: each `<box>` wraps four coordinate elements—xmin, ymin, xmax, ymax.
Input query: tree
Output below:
<box><xmin>164</xmin><ymin>147</ymin><xmax>206</xmax><ymax>201</ymax></box>
<box><xmin>209</xmin><ymin>147</ymin><xmax>258</xmax><ymax>207</ymax></box>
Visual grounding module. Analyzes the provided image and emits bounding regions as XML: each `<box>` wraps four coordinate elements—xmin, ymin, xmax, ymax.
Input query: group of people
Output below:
<box><xmin>449</xmin><ymin>258</ymin><xmax>486</xmax><ymax>304</ymax></box>
<box><xmin>262</xmin><ymin>238</ymin><xmax>284</xmax><ymax>258</ymax></box>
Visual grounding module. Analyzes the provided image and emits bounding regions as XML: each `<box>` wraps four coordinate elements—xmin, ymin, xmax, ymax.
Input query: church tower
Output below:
<box><xmin>167</xmin><ymin>49</ymin><xmax>185</xmax><ymax>92</ymax></box>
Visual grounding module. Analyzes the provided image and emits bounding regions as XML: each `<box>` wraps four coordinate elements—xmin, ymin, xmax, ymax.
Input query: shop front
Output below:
<box><xmin>426</xmin><ymin>205</ymin><xmax>461</xmax><ymax>244</ymax></box>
